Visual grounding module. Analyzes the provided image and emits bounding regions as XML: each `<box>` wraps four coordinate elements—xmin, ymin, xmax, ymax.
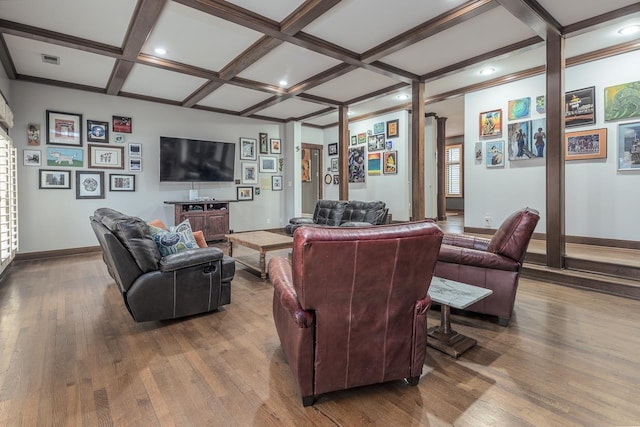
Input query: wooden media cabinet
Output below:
<box><xmin>164</xmin><ymin>200</ymin><xmax>232</xmax><ymax>241</ymax></box>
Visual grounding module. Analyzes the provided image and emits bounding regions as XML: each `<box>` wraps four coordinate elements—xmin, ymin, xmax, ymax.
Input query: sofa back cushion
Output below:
<box><xmin>340</xmin><ymin>200</ymin><xmax>386</xmax><ymax>224</ymax></box>
<box><xmin>487</xmin><ymin>207</ymin><xmax>540</xmax><ymax>261</ymax></box>
<box><xmin>313</xmin><ymin>200</ymin><xmax>348</xmax><ymax>226</ymax></box>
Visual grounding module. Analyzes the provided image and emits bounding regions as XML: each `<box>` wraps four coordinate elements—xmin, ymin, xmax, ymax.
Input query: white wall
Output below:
<box><xmin>464</xmin><ymin>50</ymin><xmax>640</xmax><ymax>240</ymax></box>
<box><xmin>12</xmin><ymin>80</ymin><xmax>288</xmax><ymax>253</ymax></box>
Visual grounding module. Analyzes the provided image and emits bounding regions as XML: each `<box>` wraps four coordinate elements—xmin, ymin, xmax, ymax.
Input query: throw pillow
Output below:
<box><xmin>148</xmin><ymin>218</ymin><xmax>167</xmax><ymax>230</ymax></box>
<box><xmin>192</xmin><ymin>230</ymin><xmax>208</xmax><ymax>248</ymax></box>
<box><xmin>148</xmin><ymin>219</ymin><xmax>199</xmax><ymax>256</ymax></box>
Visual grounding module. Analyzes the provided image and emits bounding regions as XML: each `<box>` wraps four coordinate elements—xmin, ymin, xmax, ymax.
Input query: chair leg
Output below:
<box><xmin>404</xmin><ymin>376</ymin><xmax>420</xmax><ymax>386</ymax></box>
<box><xmin>302</xmin><ymin>395</ymin><xmax>315</xmax><ymax>407</ymax></box>
<box><xmin>498</xmin><ymin>317</ymin><xmax>510</xmax><ymax>327</ymax></box>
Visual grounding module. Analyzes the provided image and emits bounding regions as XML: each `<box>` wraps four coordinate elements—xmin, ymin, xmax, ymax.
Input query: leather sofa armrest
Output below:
<box><xmin>159</xmin><ymin>247</ymin><xmax>224</xmax><ymax>272</ymax></box>
<box><xmin>269</xmin><ymin>256</ymin><xmax>314</xmax><ymax>328</ymax></box>
<box><xmin>289</xmin><ymin>217</ymin><xmax>315</xmax><ymax>225</ymax></box>
<box><xmin>442</xmin><ymin>233</ymin><xmax>491</xmax><ymax>251</ymax></box>
<box><xmin>439</xmin><ymin>244</ymin><xmax>519</xmax><ymax>271</ymax></box>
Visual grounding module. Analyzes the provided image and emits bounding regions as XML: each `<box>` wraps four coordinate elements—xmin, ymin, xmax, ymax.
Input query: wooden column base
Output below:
<box><xmin>427</xmin><ymin>326</ymin><xmax>477</xmax><ymax>358</ymax></box>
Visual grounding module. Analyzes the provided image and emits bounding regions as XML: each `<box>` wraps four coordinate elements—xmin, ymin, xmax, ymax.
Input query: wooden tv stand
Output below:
<box><xmin>164</xmin><ymin>200</ymin><xmax>232</xmax><ymax>241</ymax></box>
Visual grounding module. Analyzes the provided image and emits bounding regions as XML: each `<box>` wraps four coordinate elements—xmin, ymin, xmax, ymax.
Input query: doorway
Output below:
<box><xmin>301</xmin><ymin>143</ymin><xmax>323</xmax><ymax>215</ymax></box>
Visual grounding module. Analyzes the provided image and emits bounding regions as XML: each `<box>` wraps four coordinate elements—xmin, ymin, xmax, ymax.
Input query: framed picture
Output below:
<box><xmin>474</xmin><ymin>142</ymin><xmax>483</xmax><ymax>164</ymax></box>
<box><xmin>324</xmin><ymin>173</ymin><xmax>332</xmax><ymax>184</ymax></box>
<box><xmin>536</xmin><ymin>95</ymin><xmax>545</xmax><ymax>114</ymax></box>
<box><xmin>128</xmin><ymin>143</ymin><xmax>141</xmax><ymax>157</ymax></box>
<box><xmin>333</xmin><ymin>174</ymin><xmax>339</xmax><ymax>184</ymax></box>
<box><xmin>617</xmin><ymin>121</ymin><xmax>640</xmax><ymax>170</ymax></box>
<box><xmin>508</xmin><ymin>97</ymin><xmax>531</xmax><ymax>120</ymax></box>
<box><xmin>383</xmin><ymin>151</ymin><xmax>397</xmax><ymax>174</ymax></box>
<box><xmin>270</xmin><ymin>138</ymin><xmax>281</xmax><ymax>154</ymax></box>
<box><xmin>241</xmin><ymin>162</ymin><xmax>258</xmax><ymax>184</ymax></box>
<box><xmin>39</xmin><ymin>169</ymin><xmax>71</xmax><ymax>189</ymax></box>
<box><xmin>129</xmin><ymin>158</ymin><xmax>142</xmax><ymax>172</ymax></box>
<box><xmin>486</xmin><ymin>141</ymin><xmax>505</xmax><ymax>168</ymax></box>
<box><xmin>565</xmin><ymin>128</ymin><xmax>607</xmax><ymax>161</ymax></box>
<box><xmin>27</xmin><ymin>123</ymin><xmax>41</xmax><ymax>145</ymax></box>
<box><xmin>328</xmin><ymin>142</ymin><xmax>338</xmax><ymax>156</ymax></box>
<box><xmin>88</xmin><ymin>144</ymin><xmax>124</xmax><ymax>169</ymax></box>
<box><xmin>46</xmin><ymin>147</ymin><xmax>83</xmax><ymax>167</ymax></box>
<box><xmin>240</xmin><ymin>137</ymin><xmax>257</xmax><ymax>160</ymax></box>
<box><xmin>114</xmin><ymin>133</ymin><xmax>126</xmax><ymax>144</ymax></box>
<box><xmin>479</xmin><ymin>109</ymin><xmax>502</xmax><ymax>138</ymax></box>
<box><xmin>348</xmin><ymin>146</ymin><xmax>365</xmax><ymax>183</ymax></box>
<box><xmin>605</xmin><ymin>80</ymin><xmax>640</xmax><ymax>122</ymax></box>
<box><xmin>46</xmin><ymin>110</ymin><xmax>82</xmax><ymax>146</ymax></box>
<box><xmin>331</xmin><ymin>157</ymin><xmax>339</xmax><ymax>172</ymax></box>
<box><xmin>87</xmin><ymin>120</ymin><xmax>109</xmax><ymax>143</ymax></box>
<box><xmin>112</xmin><ymin>116</ymin><xmax>132</xmax><ymax>133</ymax></box>
<box><xmin>109</xmin><ymin>174</ymin><xmax>135</xmax><ymax>191</ymax></box>
<box><xmin>259</xmin><ymin>132</ymin><xmax>269</xmax><ymax>154</ymax></box>
<box><xmin>76</xmin><ymin>170</ymin><xmax>105</xmax><ymax>199</ymax></box>
<box><xmin>386</xmin><ymin>119</ymin><xmax>399</xmax><ymax>138</ymax></box>
<box><xmin>272</xmin><ymin>175</ymin><xmax>283</xmax><ymax>191</ymax></box>
<box><xmin>259</xmin><ymin>156</ymin><xmax>278</xmax><ymax>173</ymax></box>
<box><xmin>368</xmin><ymin>153</ymin><xmax>381</xmax><ymax>175</ymax></box>
<box><xmin>23</xmin><ymin>149</ymin><xmax>41</xmax><ymax>166</ymax></box>
<box><xmin>373</xmin><ymin>122</ymin><xmax>384</xmax><ymax>134</ymax></box>
<box><xmin>237</xmin><ymin>186</ymin><xmax>253</xmax><ymax>201</ymax></box>
<box><xmin>357</xmin><ymin>133</ymin><xmax>366</xmax><ymax>144</ymax></box>
<box><xmin>565</xmin><ymin>87</ymin><xmax>595</xmax><ymax>127</ymax></box>
<box><xmin>351</xmin><ymin>135</ymin><xmax>357</xmax><ymax>145</ymax></box>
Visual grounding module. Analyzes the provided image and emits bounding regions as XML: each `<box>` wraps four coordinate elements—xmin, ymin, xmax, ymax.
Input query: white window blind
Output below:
<box><xmin>0</xmin><ymin>127</ymin><xmax>18</xmax><ymax>273</ymax></box>
<box><xmin>445</xmin><ymin>144</ymin><xmax>463</xmax><ymax>197</ymax></box>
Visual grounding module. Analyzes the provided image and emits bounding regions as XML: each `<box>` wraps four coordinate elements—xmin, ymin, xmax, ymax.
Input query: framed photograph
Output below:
<box><xmin>617</xmin><ymin>121</ymin><xmax>640</xmax><ymax>170</ymax></box>
<box><xmin>239</xmin><ymin>137</ymin><xmax>257</xmax><ymax>160</ymax></box>
<box><xmin>272</xmin><ymin>175</ymin><xmax>283</xmax><ymax>191</ymax></box>
<box><xmin>270</xmin><ymin>138</ymin><xmax>281</xmax><ymax>154</ymax></box>
<box><xmin>129</xmin><ymin>158</ymin><xmax>142</xmax><ymax>172</ymax></box>
<box><xmin>486</xmin><ymin>141</ymin><xmax>505</xmax><ymax>168</ymax></box>
<box><xmin>237</xmin><ymin>186</ymin><xmax>253</xmax><ymax>201</ymax></box>
<box><xmin>383</xmin><ymin>151</ymin><xmax>397</xmax><ymax>174</ymax></box>
<box><xmin>328</xmin><ymin>142</ymin><xmax>338</xmax><ymax>156</ymax></box>
<box><xmin>114</xmin><ymin>133</ymin><xmax>126</xmax><ymax>144</ymax></box>
<box><xmin>565</xmin><ymin>128</ymin><xmax>607</xmax><ymax>161</ymax></box>
<box><xmin>87</xmin><ymin>120</ymin><xmax>109</xmax><ymax>143</ymax></box>
<box><xmin>39</xmin><ymin>169</ymin><xmax>71</xmax><ymax>189</ymax></box>
<box><xmin>88</xmin><ymin>144</ymin><xmax>124</xmax><ymax>169</ymax></box>
<box><xmin>109</xmin><ymin>174</ymin><xmax>135</xmax><ymax>191</ymax></box>
<box><xmin>373</xmin><ymin>122</ymin><xmax>384</xmax><ymax>134</ymax></box>
<box><xmin>46</xmin><ymin>147</ymin><xmax>83</xmax><ymax>167</ymax></box>
<box><xmin>128</xmin><ymin>143</ymin><xmax>141</xmax><ymax>157</ymax></box>
<box><xmin>565</xmin><ymin>87</ymin><xmax>595</xmax><ymax>127</ymax></box>
<box><xmin>76</xmin><ymin>170</ymin><xmax>105</xmax><ymax>199</ymax></box>
<box><xmin>259</xmin><ymin>132</ymin><xmax>269</xmax><ymax>154</ymax></box>
<box><xmin>386</xmin><ymin>119</ymin><xmax>399</xmax><ymax>138</ymax></box>
<box><xmin>508</xmin><ymin>97</ymin><xmax>531</xmax><ymax>120</ymax></box>
<box><xmin>357</xmin><ymin>133</ymin><xmax>366</xmax><ymax>144</ymax></box>
<box><xmin>536</xmin><ymin>95</ymin><xmax>546</xmax><ymax>114</ymax></box>
<box><xmin>112</xmin><ymin>116</ymin><xmax>132</xmax><ymax>133</ymax></box>
<box><xmin>333</xmin><ymin>174</ymin><xmax>339</xmax><ymax>184</ymax></box>
<box><xmin>259</xmin><ymin>156</ymin><xmax>278</xmax><ymax>173</ymax></box>
<box><xmin>480</xmin><ymin>109</ymin><xmax>502</xmax><ymax>138</ymax></box>
<box><xmin>331</xmin><ymin>157</ymin><xmax>339</xmax><ymax>172</ymax></box>
<box><xmin>27</xmin><ymin>123</ymin><xmax>41</xmax><ymax>145</ymax></box>
<box><xmin>46</xmin><ymin>110</ymin><xmax>82</xmax><ymax>146</ymax></box>
<box><xmin>474</xmin><ymin>142</ymin><xmax>483</xmax><ymax>164</ymax></box>
<box><xmin>605</xmin><ymin>80</ymin><xmax>640</xmax><ymax>122</ymax></box>
<box><xmin>351</xmin><ymin>135</ymin><xmax>357</xmax><ymax>146</ymax></box>
<box><xmin>23</xmin><ymin>149</ymin><xmax>41</xmax><ymax>166</ymax></box>
<box><xmin>241</xmin><ymin>162</ymin><xmax>258</xmax><ymax>184</ymax></box>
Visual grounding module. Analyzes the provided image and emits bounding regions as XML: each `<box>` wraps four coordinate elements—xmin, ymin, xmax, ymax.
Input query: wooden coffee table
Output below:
<box><xmin>226</xmin><ymin>231</ymin><xmax>293</xmax><ymax>280</ymax></box>
<box><xmin>427</xmin><ymin>276</ymin><xmax>493</xmax><ymax>358</ymax></box>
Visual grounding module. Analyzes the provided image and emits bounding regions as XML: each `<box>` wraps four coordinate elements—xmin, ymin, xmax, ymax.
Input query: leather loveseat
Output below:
<box><xmin>285</xmin><ymin>199</ymin><xmax>388</xmax><ymax>235</ymax></box>
<box><xmin>90</xmin><ymin>208</ymin><xmax>235</xmax><ymax>322</ymax></box>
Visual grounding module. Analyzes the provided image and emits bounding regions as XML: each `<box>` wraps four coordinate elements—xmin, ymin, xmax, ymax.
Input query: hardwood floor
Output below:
<box><xmin>1</xmin><ymin>247</ymin><xmax>640</xmax><ymax>426</ymax></box>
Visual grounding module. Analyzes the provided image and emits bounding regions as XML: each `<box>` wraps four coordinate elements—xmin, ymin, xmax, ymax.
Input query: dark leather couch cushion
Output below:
<box><xmin>341</xmin><ymin>201</ymin><xmax>386</xmax><ymax>224</ymax></box>
<box><xmin>439</xmin><ymin>244</ymin><xmax>519</xmax><ymax>271</ymax></box>
<box><xmin>313</xmin><ymin>200</ymin><xmax>347</xmax><ymax>226</ymax></box>
<box><xmin>487</xmin><ymin>207</ymin><xmax>540</xmax><ymax>261</ymax></box>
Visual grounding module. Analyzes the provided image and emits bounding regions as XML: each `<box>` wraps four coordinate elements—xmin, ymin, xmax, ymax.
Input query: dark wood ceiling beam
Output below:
<box><xmin>287</xmin><ymin>63</ymin><xmax>356</xmax><ymax>94</ymax></box>
<box><xmin>0</xmin><ymin>35</ymin><xmax>16</xmax><ymax>80</ymax></box>
<box><xmin>280</xmin><ymin>0</ymin><xmax>342</xmax><ymax>35</ymax></box>
<box><xmin>296</xmin><ymin>93</ymin><xmax>342</xmax><ymax>107</ymax></box>
<box><xmin>361</xmin><ymin>0</ymin><xmax>498</xmax><ymax>63</ymax></box>
<box><xmin>295</xmin><ymin>106</ymin><xmax>336</xmax><ymax>121</ymax></box>
<box><xmin>106</xmin><ymin>60</ymin><xmax>135</xmax><ymax>95</ymax></box>
<box><xmin>563</xmin><ymin>3</ymin><xmax>640</xmax><ymax>35</ymax></box>
<box><xmin>137</xmin><ymin>53</ymin><xmax>221</xmax><ymax>79</ymax></box>
<box><xmin>494</xmin><ymin>0</ymin><xmax>562</xmax><ymax>39</ymax></box>
<box><xmin>566</xmin><ymin>38</ymin><xmax>640</xmax><ymax>68</ymax></box>
<box><xmin>218</xmin><ymin>36</ymin><xmax>283</xmax><ymax>80</ymax></box>
<box><xmin>182</xmin><ymin>81</ymin><xmax>225</xmax><ymax>108</ymax></box>
<box><xmin>346</xmin><ymin>82</ymin><xmax>409</xmax><ymax>105</ymax></box>
<box><xmin>16</xmin><ymin>74</ymin><xmax>106</xmax><ymax>94</ymax></box>
<box><xmin>119</xmin><ymin>91</ymin><xmax>182</xmax><ymax>106</ymax></box>
<box><xmin>240</xmin><ymin>95</ymin><xmax>291</xmax><ymax>117</ymax></box>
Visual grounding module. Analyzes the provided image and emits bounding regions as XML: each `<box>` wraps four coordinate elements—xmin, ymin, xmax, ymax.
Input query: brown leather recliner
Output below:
<box><xmin>268</xmin><ymin>221</ymin><xmax>443</xmax><ymax>406</ymax></box>
<box><xmin>434</xmin><ymin>207</ymin><xmax>540</xmax><ymax>326</ymax></box>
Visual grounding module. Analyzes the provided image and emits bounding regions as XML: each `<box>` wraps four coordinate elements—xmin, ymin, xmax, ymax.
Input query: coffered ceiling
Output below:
<box><xmin>1</xmin><ymin>0</ymin><xmax>639</xmax><ymax>137</ymax></box>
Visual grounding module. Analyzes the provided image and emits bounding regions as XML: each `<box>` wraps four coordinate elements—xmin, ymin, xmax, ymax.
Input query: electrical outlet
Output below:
<box><xmin>484</xmin><ymin>216</ymin><xmax>492</xmax><ymax>227</ymax></box>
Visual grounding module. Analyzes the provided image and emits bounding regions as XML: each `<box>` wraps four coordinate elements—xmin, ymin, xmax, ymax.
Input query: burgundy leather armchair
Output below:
<box><xmin>268</xmin><ymin>221</ymin><xmax>443</xmax><ymax>406</ymax></box>
<box><xmin>434</xmin><ymin>207</ymin><xmax>540</xmax><ymax>326</ymax></box>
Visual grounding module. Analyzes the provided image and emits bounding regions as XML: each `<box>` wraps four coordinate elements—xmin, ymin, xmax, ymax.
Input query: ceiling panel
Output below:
<box><xmin>380</xmin><ymin>7</ymin><xmax>537</xmax><ymax>76</ymax></box>
<box><xmin>225</xmin><ymin>0</ymin><xmax>307</xmax><ymax>22</ymax></box>
<box><xmin>257</xmin><ymin>98</ymin><xmax>329</xmax><ymax>119</ymax></box>
<box><xmin>302</xmin><ymin>0</ymin><xmax>470</xmax><ymax>53</ymax></box>
<box><xmin>141</xmin><ymin>1</ymin><xmax>264</xmax><ymax>72</ymax></box>
<box><xmin>536</xmin><ymin>0</ymin><xmax>640</xmax><ymax>26</ymax></box>
<box><xmin>121</xmin><ymin>64</ymin><xmax>207</xmax><ymax>102</ymax></box>
<box><xmin>305</xmin><ymin>68</ymin><xmax>403</xmax><ymax>102</ymax></box>
<box><xmin>4</xmin><ymin>35</ymin><xmax>116</xmax><ymax>87</ymax></box>
<box><xmin>566</xmin><ymin>13</ymin><xmax>640</xmax><ymax>57</ymax></box>
<box><xmin>303</xmin><ymin>110</ymin><xmax>339</xmax><ymax>127</ymax></box>
<box><xmin>236</xmin><ymin>43</ymin><xmax>341</xmax><ymax>88</ymax></box>
<box><xmin>197</xmin><ymin>84</ymin><xmax>273</xmax><ymax>111</ymax></box>
<box><xmin>0</xmin><ymin>0</ymin><xmax>136</xmax><ymax>47</ymax></box>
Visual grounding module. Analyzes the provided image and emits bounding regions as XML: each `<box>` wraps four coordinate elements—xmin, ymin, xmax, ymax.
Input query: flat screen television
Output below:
<box><xmin>160</xmin><ymin>136</ymin><xmax>235</xmax><ymax>182</ymax></box>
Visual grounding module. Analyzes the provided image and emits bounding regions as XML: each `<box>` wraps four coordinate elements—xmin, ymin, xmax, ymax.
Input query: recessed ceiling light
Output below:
<box><xmin>347</xmin><ymin>111</ymin><xmax>354</xmax><ymax>116</ymax></box>
<box><xmin>279</xmin><ymin>80</ymin><xmax>288</xmax><ymax>87</ymax></box>
<box><xmin>479</xmin><ymin>67</ymin><xmax>496</xmax><ymax>76</ymax></box>
<box><xmin>396</xmin><ymin>94</ymin><xmax>410</xmax><ymax>100</ymax></box>
<box><xmin>618</xmin><ymin>25</ymin><xmax>640</xmax><ymax>36</ymax></box>
<box><xmin>154</xmin><ymin>47</ymin><xmax>167</xmax><ymax>55</ymax></box>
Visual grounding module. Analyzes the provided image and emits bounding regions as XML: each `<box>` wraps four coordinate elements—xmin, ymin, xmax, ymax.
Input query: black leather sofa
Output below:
<box><xmin>90</xmin><ymin>208</ymin><xmax>235</xmax><ymax>322</ymax></box>
<box><xmin>285</xmin><ymin>200</ymin><xmax>388</xmax><ymax>236</ymax></box>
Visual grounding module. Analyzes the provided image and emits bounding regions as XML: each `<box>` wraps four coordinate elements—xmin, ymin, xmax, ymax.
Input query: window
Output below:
<box><xmin>445</xmin><ymin>144</ymin><xmax>463</xmax><ymax>198</ymax></box>
<box><xmin>0</xmin><ymin>126</ymin><xmax>17</xmax><ymax>274</ymax></box>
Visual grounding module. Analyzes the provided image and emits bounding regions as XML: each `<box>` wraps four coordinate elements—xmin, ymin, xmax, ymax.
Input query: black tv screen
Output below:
<box><xmin>160</xmin><ymin>136</ymin><xmax>235</xmax><ymax>182</ymax></box>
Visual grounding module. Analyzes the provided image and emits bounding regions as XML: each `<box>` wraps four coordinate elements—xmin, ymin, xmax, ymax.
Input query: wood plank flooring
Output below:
<box><xmin>1</xmin><ymin>247</ymin><xmax>640</xmax><ymax>426</ymax></box>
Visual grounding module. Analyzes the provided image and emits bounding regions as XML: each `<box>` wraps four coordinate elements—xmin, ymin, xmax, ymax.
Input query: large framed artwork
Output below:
<box><xmin>39</xmin><ymin>169</ymin><xmax>71</xmax><ymax>189</ymax></box>
<box><xmin>46</xmin><ymin>147</ymin><xmax>83</xmax><ymax>167</ymax></box>
<box><xmin>112</xmin><ymin>116</ymin><xmax>132</xmax><ymax>133</ymax></box>
<box><xmin>617</xmin><ymin>121</ymin><xmax>640</xmax><ymax>170</ymax></box>
<box><xmin>565</xmin><ymin>128</ymin><xmax>607</xmax><ymax>161</ymax></box>
<box><xmin>88</xmin><ymin>144</ymin><xmax>124</xmax><ymax>169</ymax></box>
<box><xmin>259</xmin><ymin>156</ymin><xmax>277</xmax><ymax>173</ymax></box>
<box><xmin>486</xmin><ymin>141</ymin><xmax>505</xmax><ymax>168</ymax></box>
<box><xmin>565</xmin><ymin>87</ymin><xmax>595</xmax><ymax>127</ymax></box>
<box><xmin>386</xmin><ymin>119</ymin><xmax>399</xmax><ymax>138</ymax></box>
<box><xmin>367</xmin><ymin>153</ymin><xmax>381</xmax><ymax>176</ymax></box>
<box><xmin>46</xmin><ymin>110</ymin><xmax>83</xmax><ymax>147</ymax></box>
<box><xmin>508</xmin><ymin>97</ymin><xmax>530</xmax><ymax>120</ymax></box>
<box><xmin>507</xmin><ymin>119</ymin><xmax>546</xmax><ymax>160</ymax></box>
<box><xmin>605</xmin><ymin>80</ymin><xmax>640</xmax><ymax>122</ymax></box>
<box><xmin>76</xmin><ymin>171</ymin><xmax>105</xmax><ymax>199</ymax></box>
<box><xmin>479</xmin><ymin>109</ymin><xmax>502</xmax><ymax>138</ymax></box>
<box><xmin>239</xmin><ymin>137</ymin><xmax>257</xmax><ymax>160</ymax></box>
<box><xmin>348</xmin><ymin>146</ymin><xmax>365</xmax><ymax>183</ymax></box>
